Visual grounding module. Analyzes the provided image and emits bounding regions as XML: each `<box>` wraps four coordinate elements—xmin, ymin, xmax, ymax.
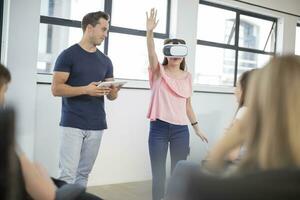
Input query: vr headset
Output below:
<box><xmin>163</xmin><ymin>44</ymin><xmax>188</xmax><ymax>58</ymax></box>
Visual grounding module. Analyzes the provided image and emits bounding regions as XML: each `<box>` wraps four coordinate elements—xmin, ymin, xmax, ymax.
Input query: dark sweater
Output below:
<box><xmin>166</xmin><ymin>161</ymin><xmax>300</xmax><ymax>200</ymax></box>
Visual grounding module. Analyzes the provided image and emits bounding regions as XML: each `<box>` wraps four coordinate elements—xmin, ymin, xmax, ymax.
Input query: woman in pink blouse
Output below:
<box><xmin>146</xmin><ymin>8</ymin><xmax>208</xmax><ymax>200</ymax></box>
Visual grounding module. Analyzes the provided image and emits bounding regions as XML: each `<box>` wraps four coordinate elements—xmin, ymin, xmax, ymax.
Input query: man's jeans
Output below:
<box><xmin>59</xmin><ymin>126</ymin><xmax>103</xmax><ymax>187</ymax></box>
<box><xmin>148</xmin><ymin>119</ymin><xmax>190</xmax><ymax>200</ymax></box>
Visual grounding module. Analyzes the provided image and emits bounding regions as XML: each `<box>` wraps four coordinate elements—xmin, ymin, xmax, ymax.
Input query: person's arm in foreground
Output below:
<box><xmin>19</xmin><ymin>153</ymin><xmax>56</xmax><ymax>200</ymax></box>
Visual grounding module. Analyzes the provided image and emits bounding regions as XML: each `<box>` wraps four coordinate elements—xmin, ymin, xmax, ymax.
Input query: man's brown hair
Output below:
<box><xmin>81</xmin><ymin>11</ymin><xmax>110</xmax><ymax>32</ymax></box>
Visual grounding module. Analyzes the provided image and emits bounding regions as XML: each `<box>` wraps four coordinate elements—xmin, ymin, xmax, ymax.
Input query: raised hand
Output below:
<box><xmin>146</xmin><ymin>8</ymin><xmax>159</xmax><ymax>32</ymax></box>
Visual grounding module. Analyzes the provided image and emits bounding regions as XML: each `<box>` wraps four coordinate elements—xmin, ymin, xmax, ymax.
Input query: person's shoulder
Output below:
<box><xmin>183</xmin><ymin>71</ymin><xmax>192</xmax><ymax>80</ymax></box>
<box><xmin>239</xmin><ymin>106</ymin><xmax>247</xmax><ymax>114</ymax></box>
<box><xmin>184</xmin><ymin>71</ymin><xmax>191</xmax><ymax>77</ymax></box>
<box><xmin>96</xmin><ymin>49</ymin><xmax>113</xmax><ymax>64</ymax></box>
<box><xmin>65</xmin><ymin>44</ymin><xmax>81</xmax><ymax>53</ymax></box>
<box><xmin>59</xmin><ymin>44</ymin><xmax>79</xmax><ymax>57</ymax></box>
<box><xmin>96</xmin><ymin>49</ymin><xmax>110</xmax><ymax>59</ymax></box>
<box><xmin>236</xmin><ymin>106</ymin><xmax>247</xmax><ymax>120</ymax></box>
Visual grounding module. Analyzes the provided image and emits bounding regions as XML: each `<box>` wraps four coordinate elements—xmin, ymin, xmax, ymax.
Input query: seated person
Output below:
<box><xmin>226</xmin><ymin>69</ymin><xmax>255</xmax><ymax>162</ymax></box>
<box><xmin>0</xmin><ymin>107</ymin><xmax>56</xmax><ymax>200</ymax></box>
<box><xmin>200</xmin><ymin>69</ymin><xmax>256</xmax><ymax>169</ymax></box>
<box><xmin>165</xmin><ymin>55</ymin><xmax>300</xmax><ymax>200</ymax></box>
<box><xmin>0</xmin><ymin>63</ymin><xmax>102</xmax><ymax>200</ymax></box>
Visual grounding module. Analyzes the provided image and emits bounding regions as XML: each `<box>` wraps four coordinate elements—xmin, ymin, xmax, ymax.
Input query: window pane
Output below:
<box><xmin>37</xmin><ymin>24</ymin><xmax>104</xmax><ymax>73</ymax></box>
<box><xmin>197</xmin><ymin>4</ymin><xmax>236</xmax><ymax>45</ymax></box>
<box><xmin>239</xmin><ymin>15</ymin><xmax>275</xmax><ymax>52</ymax></box>
<box><xmin>108</xmin><ymin>33</ymin><xmax>164</xmax><ymax>80</ymax></box>
<box><xmin>296</xmin><ymin>25</ymin><xmax>300</xmax><ymax>55</ymax></box>
<box><xmin>195</xmin><ymin>45</ymin><xmax>236</xmax><ymax>86</ymax></box>
<box><xmin>40</xmin><ymin>0</ymin><xmax>104</xmax><ymax>21</ymax></box>
<box><xmin>111</xmin><ymin>0</ymin><xmax>168</xmax><ymax>33</ymax></box>
<box><xmin>237</xmin><ymin>51</ymin><xmax>271</xmax><ymax>78</ymax></box>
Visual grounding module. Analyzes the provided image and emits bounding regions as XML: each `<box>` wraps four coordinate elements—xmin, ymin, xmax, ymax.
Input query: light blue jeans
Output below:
<box><xmin>58</xmin><ymin>126</ymin><xmax>103</xmax><ymax>187</ymax></box>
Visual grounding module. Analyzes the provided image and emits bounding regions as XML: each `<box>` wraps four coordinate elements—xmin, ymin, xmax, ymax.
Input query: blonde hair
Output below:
<box><xmin>238</xmin><ymin>55</ymin><xmax>300</xmax><ymax>171</ymax></box>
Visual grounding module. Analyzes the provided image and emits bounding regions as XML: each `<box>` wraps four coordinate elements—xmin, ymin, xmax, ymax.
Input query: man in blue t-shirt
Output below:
<box><xmin>52</xmin><ymin>11</ymin><xmax>120</xmax><ymax>187</ymax></box>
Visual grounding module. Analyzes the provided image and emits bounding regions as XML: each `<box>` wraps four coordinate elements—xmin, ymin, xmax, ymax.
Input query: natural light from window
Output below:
<box><xmin>111</xmin><ymin>0</ymin><xmax>167</xmax><ymax>33</ymax></box>
<box><xmin>37</xmin><ymin>0</ymin><xmax>169</xmax><ymax>79</ymax></box>
<box><xmin>296</xmin><ymin>25</ymin><xmax>300</xmax><ymax>55</ymax></box>
<box><xmin>195</xmin><ymin>3</ymin><xmax>275</xmax><ymax>86</ymax></box>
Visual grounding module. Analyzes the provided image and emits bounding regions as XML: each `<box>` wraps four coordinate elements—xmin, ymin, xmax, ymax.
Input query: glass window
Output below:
<box><xmin>40</xmin><ymin>0</ymin><xmax>104</xmax><ymax>21</ymax></box>
<box><xmin>38</xmin><ymin>0</ymin><xmax>105</xmax><ymax>74</ymax></box>
<box><xmin>237</xmin><ymin>51</ymin><xmax>271</xmax><ymax>78</ymax></box>
<box><xmin>111</xmin><ymin>0</ymin><xmax>168</xmax><ymax>33</ymax></box>
<box><xmin>296</xmin><ymin>24</ymin><xmax>300</xmax><ymax>55</ymax></box>
<box><xmin>37</xmin><ymin>24</ymin><xmax>103</xmax><ymax>73</ymax></box>
<box><xmin>239</xmin><ymin>15</ymin><xmax>276</xmax><ymax>52</ymax></box>
<box><xmin>38</xmin><ymin>0</ymin><xmax>170</xmax><ymax>78</ymax></box>
<box><xmin>195</xmin><ymin>45</ymin><xmax>235</xmax><ymax>86</ymax></box>
<box><xmin>197</xmin><ymin>4</ymin><xmax>236</xmax><ymax>45</ymax></box>
<box><xmin>108</xmin><ymin>33</ymin><xmax>164</xmax><ymax>80</ymax></box>
<box><xmin>195</xmin><ymin>2</ymin><xmax>276</xmax><ymax>87</ymax></box>
<box><xmin>235</xmin><ymin>52</ymin><xmax>271</xmax><ymax>86</ymax></box>
<box><xmin>0</xmin><ymin>0</ymin><xmax>3</xmax><ymax>58</ymax></box>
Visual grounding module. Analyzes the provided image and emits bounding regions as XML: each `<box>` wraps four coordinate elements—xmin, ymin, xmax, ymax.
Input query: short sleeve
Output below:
<box><xmin>105</xmin><ymin>58</ymin><xmax>114</xmax><ymax>79</ymax></box>
<box><xmin>53</xmin><ymin>50</ymin><xmax>72</xmax><ymax>73</ymax></box>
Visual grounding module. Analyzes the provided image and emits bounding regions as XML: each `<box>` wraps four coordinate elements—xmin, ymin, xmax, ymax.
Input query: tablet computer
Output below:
<box><xmin>97</xmin><ymin>80</ymin><xmax>127</xmax><ymax>88</ymax></box>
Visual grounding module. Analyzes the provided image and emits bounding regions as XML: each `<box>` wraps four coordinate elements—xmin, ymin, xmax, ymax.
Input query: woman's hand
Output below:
<box><xmin>146</xmin><ymin>8</ymin><xmax>159</xmax><ymax>32</ymax></box>
<box><xmin>193</xmin><ymin>125</ymin><xmax>208</xmax><ymax>143</ymax></box>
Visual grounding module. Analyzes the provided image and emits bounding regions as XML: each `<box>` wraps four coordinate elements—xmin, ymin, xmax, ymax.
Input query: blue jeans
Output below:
<box><xmin>59</xmin><ymin>126</ymin><xmax>103</xmax><ymax>187</ymax></box>
<box><xmin>148</xmin><ymin>119</ymin><xmax>190</xmax><ymax>200</ymax></box>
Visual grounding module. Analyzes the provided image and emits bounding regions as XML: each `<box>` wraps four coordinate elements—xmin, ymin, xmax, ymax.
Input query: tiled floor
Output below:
<box><xmin>87</xmin><ymin>180</ymin><xmax>152</xmax><ymax>200</ymax></box>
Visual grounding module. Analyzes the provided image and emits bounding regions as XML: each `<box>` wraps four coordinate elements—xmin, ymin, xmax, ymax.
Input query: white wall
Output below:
<box><xmin>3</xmin><ymin>0</ymin><xmax>300</xmax><ymax>186</ymax></box>
<box><xmin>4</xmin><ymin>0</ymin><xmax>40</xmax><ymax>158</ymax></box>
<box><xmin>240</xmin><ymin>0</ymin><xmax>300</xmax><ymax>16</ymax></box>
<box><xmin>35</xmin><ymin>84</ymin><xmax>235</xmax><ymax>186</ymax></box>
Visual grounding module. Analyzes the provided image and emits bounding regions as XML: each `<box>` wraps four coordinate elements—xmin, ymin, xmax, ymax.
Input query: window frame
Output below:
<box><xmin>38</xmin><ymin>0</ymin><xmax>171</xmax><ymax>79</ymax></box>
<box><xmin>0</xmin><ymin>0</ymin><xmax>4</xmax><ymax>59</ymax></box>
<box><xmin>296</xmin><ymin>23</ymin><xmax>300</xmax><ymax>55</ymax></box>
<box><xmin>197</xmin><ymin>0</ymin><xmax>277</xmax><ymax>86</ymax></box>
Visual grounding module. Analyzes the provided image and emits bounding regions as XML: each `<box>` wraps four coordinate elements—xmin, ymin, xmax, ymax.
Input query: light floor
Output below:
<box><xmin>87</xmin><ymin>180</ymin><xmax>152</xmax><ymax>200</ymax></box>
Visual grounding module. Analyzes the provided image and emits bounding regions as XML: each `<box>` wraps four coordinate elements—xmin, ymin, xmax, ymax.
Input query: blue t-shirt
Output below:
<box><xmin>54</xmin><ymin>44</ymin><xmax>113</xmax><ymax>130</ymax></box>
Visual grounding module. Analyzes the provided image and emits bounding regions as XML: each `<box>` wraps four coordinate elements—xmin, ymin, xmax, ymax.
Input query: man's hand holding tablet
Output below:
<box><xmin>97</xmin><ymin>80</ymin><xmax>127</xmax><ymax>88</ymax></box>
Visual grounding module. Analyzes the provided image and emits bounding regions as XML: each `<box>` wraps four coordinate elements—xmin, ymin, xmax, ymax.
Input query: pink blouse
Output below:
<box><xmin>147</xmin><ymin>64</ymin><xmax>192</xmax><ymax>125</ymax></box>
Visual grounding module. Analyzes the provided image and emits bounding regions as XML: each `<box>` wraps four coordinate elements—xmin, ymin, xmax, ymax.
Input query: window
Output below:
<box><xmin>0</xmin><ymin>0</ymin><xmax>4</xmax><ymax>59</ymax></box>
<box><xmin>37</xmin><ymin>0</ymin><xmax>171</xmax><ymax>81</ymax></box>
<box><xmin>107</xmin><ymin>0</ymin><xmax>170</xmax><ymax>80</ymax></box>
<box><xmin>38</xmin><ymin>0</ymin><xmax>105</xmax><ymax>73</ymax></box>
<box><xmin>195</xmin><ymin>0</ymin><xmax>276</xmax><ymax>87</ymax></box>
<box><xmin>296</xmin><ymin>23</ymin><xmax>300</xmax><ymax>55</ymax></box>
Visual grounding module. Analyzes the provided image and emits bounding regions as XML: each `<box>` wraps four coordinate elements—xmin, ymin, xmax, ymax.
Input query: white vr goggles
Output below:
<box><xmin>163</xmin><ymin>44</ymin><xmax>188</xmax><ymax>58</ymax></box>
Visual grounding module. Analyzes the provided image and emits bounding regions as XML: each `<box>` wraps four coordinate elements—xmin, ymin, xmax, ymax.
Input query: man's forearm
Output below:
<box><xmin>52</xmin><ymin>83</ymin><xmax>87</xmax><ymax>97</ymax></box>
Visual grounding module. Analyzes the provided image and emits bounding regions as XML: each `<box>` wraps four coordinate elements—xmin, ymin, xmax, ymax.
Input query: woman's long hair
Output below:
<box><xmin>0</xmin><ymin>108</ymin><xmax>18</xmax><ymax>200</ymax></box>
<box><xmin>237</xmin><ymin>69</ymin><xmax>255</xmax><ymax>109</ymax></box>
<box><xmin>162</xmin><ymin>38</ymin><xmax>186</xmax><ymax>71</ymax></box>
<box><xmin>237</xmin><ymin>55</ymin><xmax>300</xmax><ymax>172</ymax></box>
